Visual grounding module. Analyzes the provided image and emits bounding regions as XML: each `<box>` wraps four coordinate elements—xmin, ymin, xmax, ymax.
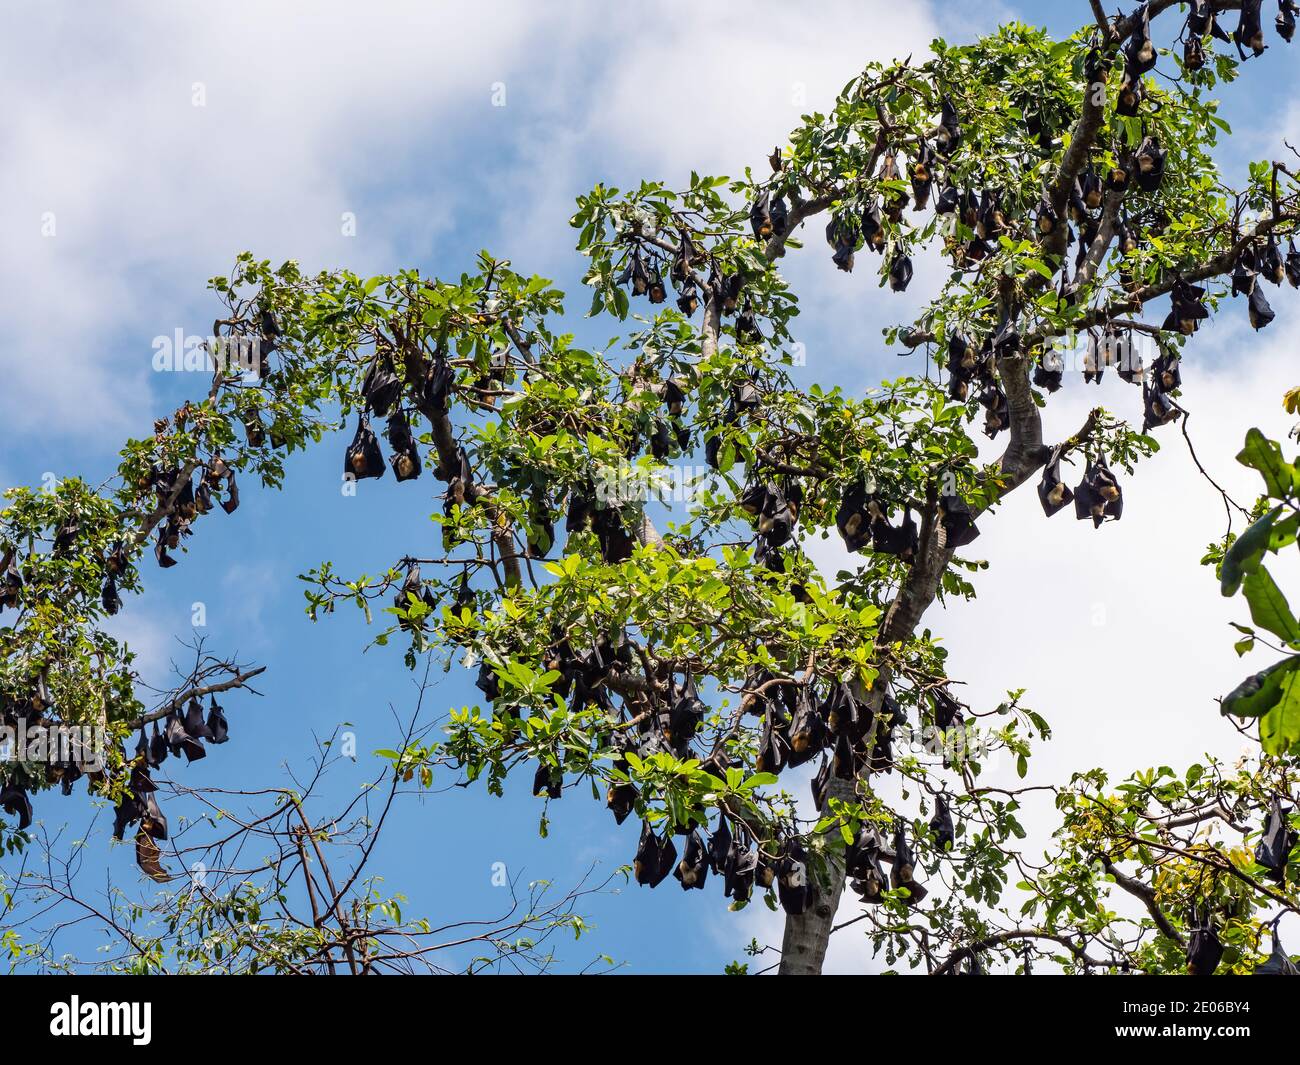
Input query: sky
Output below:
<box><xmin>2</xmin><ymin>0</ymin><xmax>1299</xmax><ymax>973</ymax></box>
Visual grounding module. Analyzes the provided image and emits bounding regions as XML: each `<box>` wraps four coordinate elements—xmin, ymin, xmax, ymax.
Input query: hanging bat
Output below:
<box><xmin>756</xmin><ymin>707</ymin><xmax>790</xmax><ymax>774</ymax></box>
<box><xmin>344</xmin><ymin>415</ymin><xmax>386</xmax><ymax>480</ymax></box>
<box><xmin>101</xmin><ymin>576</ymin><xmax>122</xmax><ymax>616</ymax></box>
<box><xmin>1281</xmin><ymin>0</ymin><xmax>1300</xmax><ymax>43</ymax></box>
<box><xmin>1125</xmin><ymin>4</ymin><xmax>1157</xmax><ymax>73</ymax></box>
<box><xmin>879</xmin><ymin>152</ymin><xmax>909</xmax><ymax>220</ymax></box>
<box><xmin>979</xmin><ymin>383</ymin><xmax>1009</xmax><ymax>439</ymax></box>
<box><xmin>929</xmin><ymin>795</ymin><xmax>955</xmax><ymax>852</ymax></box>
<box><xmin>826</xmin><ymin>216</ymin><xmax>859</xmax><ymax>272</ymax></box>
<box><xmin>931</xmin><ymin>687</ymin><xmax>965</xmax><ymax>730</ymax></box>
<box><xmin>724</xmin><ymin>841</ymin><xmax>758</xmax><ymax>902</ymax></box>
<box><xmin>860</xmin><ymin>201</ymin><xmax>885</xmax><ymax>252</ymax></box>
<box><xmin>206</xmin><ymin>697</ymin><xmax>229</xmax><ymax>744</ymax></box>
<box><xmin>777</xmin><ymin>839</ymin><xmax>812</xmax><ymax>915</ymax></box>
<box><xmin>532</xmin><ymin>764</ymin><xmax>562</xmax><ymax>800</ymax></box>
<box><xmin>674</xmin><ymin>830</ymin><xmax>710</xmax><ymax>890</ymax></box>
<box><xmin>1254</xmin><ymin>796</ymin><xmax>1297</xmax><ymax>882</ymax></box>
<box><xmin>148</xmin><ymin>722</ymin><xmax>168</xmax><ymax>768</ymax></box>
<box><xmin>1255</xmin><ymin>918</ymin><xmax>1300</xmax><ymax>974</ymax></box>
<box><xmin>750</xmin><ymin>191</ymin><xmax>774</xmax><ymax>240</ymax></box>
<box><xmin>890</xmin><ymin>822</ymin><xmax>928</xmax><ymax>904</ymax></box>
<box><xmin>667</xmin><ymin>672</ymin><xmax>707</xmax><ymax>744</ymax></box>
<box><xmin>939</xmin><ymin>492</ymin><xmax>980</xmax><ymax>548</ymax></box>
<box><xmin>1235</xmin><ymin>0</ymin><xmax>1268</xmax><ymax>56</ymax></box>
<box><xmin>871</xmin><ymin>509</ymin><xmax>919</xmax><ymax>561</ymax></box>
<box><xmin>1074</xmin><ymin>458</ymin><xmax>1123</xmax><ymax>527</ymax></box>
<box><xmin>735</xmin><ymin>302</ymin><xmax>762</xmax><ymax>344</ymax></box>
<box><xmin>0</xmin><ymin>781</ymin><xmax>32</xmax><ymax>830</ymax></box>
<box><xmin>1260</xmin><ymin>237</ymin><xmax>1286</xmax><ymax>285</ymax></box>
<box><xmin>836</xmin><ymin>481</ymin><xmax>879</xmax><ymax>553</ymax></box>
<box><xmin>135</xmin><ymin>829</ymin><xmax>168</xmax><ymax>881</ymax></box>
<box><xmin>1163</xmin><ymin>278</ymin><xmax>1209</xmax><ymax>334</ymax></box>
<box><xmin>676</xmin><ymin>280</ymin><xmax>699</xmax><ymax>316</ymax></box>
<box><xmin>385</xmin><ymin>411</ymin><xmax>422</xmax><ymax>482</ymax></box>
<box><xmin>708</xmin><ymin>816</ymin><xmax>733</xmax><ymax>875</ymax></box>
<box><xmin>1249</xmin><ymin>284</ymin><xmax>1276</xmax><ymax>330</ymax></box>
<box><xmin>1186</xmin><ymin>907</ymin><xmax>1224</xmax><ymax>974</ymax></box>
<box><xmin>910</xmin><ymin>145</ymin><xmax>934</xmax><ymax>211</ymax></box>
<box><xmin>1143</xmin><ymin>384</ymin><xmax>1180</xmax><ymax>431</ymax></box>
<box><xmin>1134</xmin><ymin>136</ymin><xmax>1166</xmax><ymax>192</ymax></box>
<box><xmin>786</xmin><ymin>685</ymin><xmax>826</xmax><ymax>766</ymax></box>
<box><xmin>1033</xmin><ymin>352</ymin><xmax>1064</xmax><ymax>393</ymax></box>
<box><xmin>930</xmin><ymin>96</ymin><xmax>961</xmax><ymax>155</ymax></box>
<box><xmin>935</xmin><ymin>183</ymin><xmax>959</xmax><ymax>215</ymax></box>
<box><xmin>362</xmin><ymin>351</ymin><xmax>402</xmax><ymax>417</ymax></box>
<box><xmin>1036</xmin><ymin>196</ymin><xmax>1059</xmax><ymax>237</ymax></box>
<box><xmin>633</xmin><ymin>821</ymin><xmax>678</xmax><ymax>888</ymax></box>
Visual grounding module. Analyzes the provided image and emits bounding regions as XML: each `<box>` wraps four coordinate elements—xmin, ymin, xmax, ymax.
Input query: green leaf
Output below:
<box><xmin>1221</xmin><ymin>656</ymin><xmax>1300</xmax><ymax>719</ymax></box>
<box><xmin>1221</xmin><ymin>507</ymin><xmax>1280</xmax><ymax>596</ymax></box>
<box><xmin>1260</xmin><ymin>667</ymin><xmax>1300</xmax><ymax>755</ymax></box>
<box><xmin>1242</xmin><ymin>566</ymin><xmax>1300</xmax><ymax>646</ymax></box>
<box><xmin>1236</xmin><ymin>428</ymin><xmax>1298</xmax><ymax>499</ymax></box>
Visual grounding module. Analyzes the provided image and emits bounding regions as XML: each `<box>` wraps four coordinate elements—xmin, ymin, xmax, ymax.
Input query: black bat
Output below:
<box><xmin>206</xmin><ymin>697</ymin><xmax>229</xmax><ymax>744</ymax></box>
<box><xmin>667</xmin><ymin>672</ymin><xmax>708</xmax><ymax>744</ymax></box>
<box><xmin>1235</xmin><ymin>0</ymin><xmax>1268</xmax><ymax>57</ymax></box>
<box><xmin>674</xmin><ymin>830</ymin><xmax>710</xmax><ymax>890</ymax></box>
<box><xmin>1249</xmin><ymin>284</ymin><xmax>1276</xmax><ymax>330</ymax></box>
<box><xmin>1281</xmin><ymin>0</ymin><xmax>1300</xmax><ymax>44</ymax></box>
<box><xmin>1125</xmin><ymin>4</ymin><xmax>1157</xmax><ymax>74</ymax></box>
<box><xmin>633</xmin><ymin>821</ymin><xmax>678</xmax><ymax>888</ymax></box>
<box><xmin>1186</xmin><ymin>907</ymin><xmax>1224</xmax><ymax>975</ymax></box>
<box><xmin>847</xmin><ymin>826</ymin><xmax>888</xmax><ymax>903</ymax></box>
<box><xmin>385</xmin><ymin>411</ymin><xmax>422</xmax><ymax>482</ymax></box>
<box><xmin>101</xmin><ymin>576</ymin><xmax>122</xmax><ymax>616</ymax></box>
<box><xmin>890</xmin><ymin>822</ymin><xmax>928</xmax><ymax>905</ymax></box>
<box><xmin>930</xmin><ymin>794</ymin><xmax>956</xmax><ymax>852</ymax></box>
<box><xmin>0</xmin><ymin>781</ymin><xmax>32</xmax><ymax>830</ymax></box>
<box><xmin>362</xmin><ymin>351</ymin><xmax>402</xmax><ymax>417</ymax></box>
<box><xmin>826</xmin><ymin>216</ymin><xmax>859</xmax><ymax>272</ymax></box>
<box><xmin>931</xmin><ymin>687</ymin><xmax>965</xmax><ymax>730</ymax></box>
<box><xmin>931</xmin><ymin>96</ymin><xmax>961</xmax><ymax>156</ymax></box>
<box><xmin>871</xmin><ymin>508</ymin><xmax>919</xmax><ymax>561</ymax></box>
<box><xmin>1260</xmin><ymin>237</ymin><xmax>1286</xmax><ymax>285</ymax></box>
<box><xmin>1254</xmin><ymin>797</ymin><xmax>1298</xmax><ymax>882</ymax></box>
<box><xmin>750</xmin><ymin>191</ymin><xmax>774</xmax><ymax>240</ymax></box>
<box><xmin>344</xmin><ymin>415</ymin><xmax>385</xmax><ymax>480</ymax></box>
<box><xmin>888</xmin><ymin>253</ymin><xmax>913</xmax><ymax>293</ymax></box>
<box><xmin>532</xmin><ymin>764</ymin><xmax>562</xmax><ymax>800</ymax></box>
<box><xmin>1255</xmin><ymin>918</ymin><xmax>1300</xmax><ymax>974</ymax></box>
<box><xmin>724</xmin><ymin>841</ymin><xmax>758</xmax><ymax>902</ymax></box>
<box><xmin>1163</xmin><ymin>278</ymin><xmax>1209</xmax><ymax>335</ymax></box>
<box><xmin>978</xmin><ymin>383</ymin><xmax>1009</xmax><ymax>439</ymax></box>
<box><xmin>1074</xmin><ymin>458</ymin><xmax>1123</xmax><ymax>527</ymax></box>
<box><xmin>777</xmin><ymin>839</ymin><xmax>812</xmax><ymax>915</ymax></box>
<box><xmin>1134</xmin><ymin>135</ymin><xmax>1166</xmax><ymax>192</ymax></box>
<box><xmin>939</xmin><ymin>492</ymin><xmax>980</xmax><ymax>548</ymax></box>
<box><xmin>1143</xmin><ymin>383</ymin><xmax>1181</xmax><ymax>431</ymax></box>
<box><xmin>1116</xmin><ymin>68</ymin><xmax>1144</xmax><ymax>117</ymax></box>
<box><xmin>860</xmin><ymin>201</ymin><xmax>885</xmax><ymax>252</ymax></box>
<box><xmin>785</xmin><ymin>685</ymin><xmax>826</xmax><ymax>766</ymax></box>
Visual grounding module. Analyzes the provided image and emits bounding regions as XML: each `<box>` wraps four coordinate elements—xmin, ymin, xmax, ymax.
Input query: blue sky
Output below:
<box><xmin>4</xmin><ymin>0</ymin><xmax>1300</xmax><ymax>972</ymax></box>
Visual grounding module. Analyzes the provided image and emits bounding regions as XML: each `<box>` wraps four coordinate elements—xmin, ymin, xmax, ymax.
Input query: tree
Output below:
<box><xmin>2</xmin><ymin>0</ymin><xmax>1299</xmax><ymax>975</ymax></box>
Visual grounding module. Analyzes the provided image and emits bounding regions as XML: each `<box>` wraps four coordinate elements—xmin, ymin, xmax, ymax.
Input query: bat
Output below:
<box><xmin>930</xmin><ymin>687</ymin><xmax>965</xmax><ymax>730</ymax></box>
<box><xmin>674</xmin><ymin>830</ymin><xmax>710</xmax><ymax>890</ymax></box>
<box><xmin>1186</xmin><ymin>907</ymin><xmax>1224</xmax><ymax>974</ymax></box>
<box><xmin>756</xmin><ymin>706</ymin><xmax>791</xmax><ymax>774</ymax></box>
<box><xmin>888</xmin><ymin>254</ymin><xmax>913</xmax><ymax>292</ymax></box>
<box><xmin>750</xmin><ymin>191</ymin><xmax>774</xmax><ymax>240</ymax></box>
<box><xmin>1033</xmin><ymin>351</ymin><xmax>1064</xmax><ymax>393</ymax></box>
<box><xmin>708</xmin><ymin>816</ymin><xmax>733</xmax><ymax>875</ymax></box>
<box><xmin>135</xmin><ymin>829</ymin><xmax>168</xmax><ymax>881</ymax></box>
<box><xmin>1281</xmin><ymin>1</ymin><xmax>1300</xmax><ymax>43</ymax></box>
<box><xmin>1261</xmin><ymin>237</ymin><xmax>1286</xmax><ymax>285</ymax></box>
<box><xmin>206</xmin><ymin>697</ymin><xmax>229</xmax><ymax>744</ymax></box>
<box><xmin>939</xmin><ymin>492</ymin><xmax>980</xmax><ymax>548</ymax></box>
<box><xmin>1153</xmin><ymin>350</ymin><xmax>1182</xmax><ymax>391</ymax></box>
<box><xmin>101</xmin><ymin>576</ymin><xmax>122</xmax><ymax>616</ymax></box>
<box><xmin>667</xmin><ymin>672</ymin><xmax>708</xmax><ymax>744</ymax></box>
<box><xmin>1116</xmin><ymin>68</ymin><xmax>1144</xmax><ymax>117</ymax></box>
<box><xmin>0</xmin><ymin>781</ymin><xmax>32</xmax><ymax>830</ymax></box>
<box><xmin>1162</xmin><ymin>278</ymin><xmax>1209</xmax><ymax>335</ymax></box>
<box><xmin>385</xmin><ymin>411</ymin><xmax>422</xmax><ymax>482</ymax></box>
<box><xmin>1254</xmin><ymin>797</ymin><xmax>1297</xmax><ymax>882</ymax></box>
<box><xmin>871</xmin><ymin>508</ymin><xmax>919</xmax><ymax>562</ymax></box>
<box><xmin>362</xmin><ymin>351</ymin><xmax>402</xmax><ymax>417</ymax></box>
<box><xmin>1255</xmin><ymin>918</ymin><xmax>1300</xmax><ymax>974</ymax></box>
<box><xmin>1125</xmin><ymin>4</ymin><xmax>1157</xmax><ymax>74</ymax></box>
<box><xmin>929</xmin><ymin>795</ymin><xmax>955</xmax><ymax>852</ymax></box>
<box><xmin>932</xmin><ymin>96</ymin><xmax>961</xmax><ymax>155</ymax></box>
<box><xmin>836</xmin><ymin>481</ymin><xmax>877</xmax><ymax>553</ymax></box>
<box><xmin>344</xmin><ymin>415</ymin><xmax>386</xmax><ymax>480</ymax></box>
<box><xmin>847</xmin><ymin>827</ymin><xmax>888</xmax><ymax>904</ymax></box>
<box><xmin>735</xmin><ymin>301</ymin><xmax>763</xmax><ymax>344</ymax></box>
<box><xmin>910</xmin><ymin>144</ymin><xmax>934</xmax><ymax>211</ymax></box>
<box><xmin>532</xmin><ymin>765</ymin><xmax>562</xmax><ymax>800</ymax></box>
<box><xmin>826</xmin><ymin>216</ymin><xmax>858</xmax><ymax>272</ymax></box>
<box><xmin>890</xmin><ymin>822</ymin><xmax>928</xmax><ymax>905</ymax></box>
<box><xmin>475</xmin><ymin>661</ymin><xmax>501</xmax><ymax>702</ymax></box>
<box><xmin>979</xmin><ymin>383</ymin><xmax>1009</xmax><ymax>438</ymax></box>
<box><xmin>1232</xmin><ymin>248</ymin><xmax>1258</xmax><ymax>296</ymax></box>
<box><xmin>777</xmin><ymin>839</ymin><xmax>812</xmax><ymax>915</ymax></box>
<box><xmin>1143</xmin><ymin>383</ymin><xmax>1180</xmax><ymax>431</ymax></box>
<box><xmin>1073</xmin><ymin>457</ymin><xmax>1123</xmax><ymax>527</ymax></box>
<box><xmin>676</xmin><ymin>280</ymin><xmax>699</xmax><ymax>316</ymax></box>
<box><xmin>879</xmin><ymin>152</ymin><xmax>909</xmax><ymax>221</ymax></box>
<box><xmin>633</xmin><ymin>820</ymin><xmax>678</xmax><ymax>888</ymax></box>
<box><xmin>786</xmin><ymin>685</ymin><xmax>826</xmax><ymax>766</ymax></box>
<box><xmin>1134</xmin><ymin>135</ymin><xmax>1166</xmax><ymax>192</ymax></box>
<box><xmin>1036</xmin><ymin>196</ymin><xmax>1058</xmax><ymax>237</ymax></box>
<box><xmin>148</xmin><ymin>722</ymin><xmax>168</xmax><ymax>768</ymax></box>
<box><xmin>184</xmin><ymin>697</ymin><xmax>214</xmax><ymax>740</ymax></box>
<box><xmin>1234</xmin><ymin>0</ymin><xmax>1268</xmax><ymax>56</ymax></box>
<box><xmin>1249</xmin><ymin>284</ymin><xmax>1276</xmax><ymax>330</ymax></box>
